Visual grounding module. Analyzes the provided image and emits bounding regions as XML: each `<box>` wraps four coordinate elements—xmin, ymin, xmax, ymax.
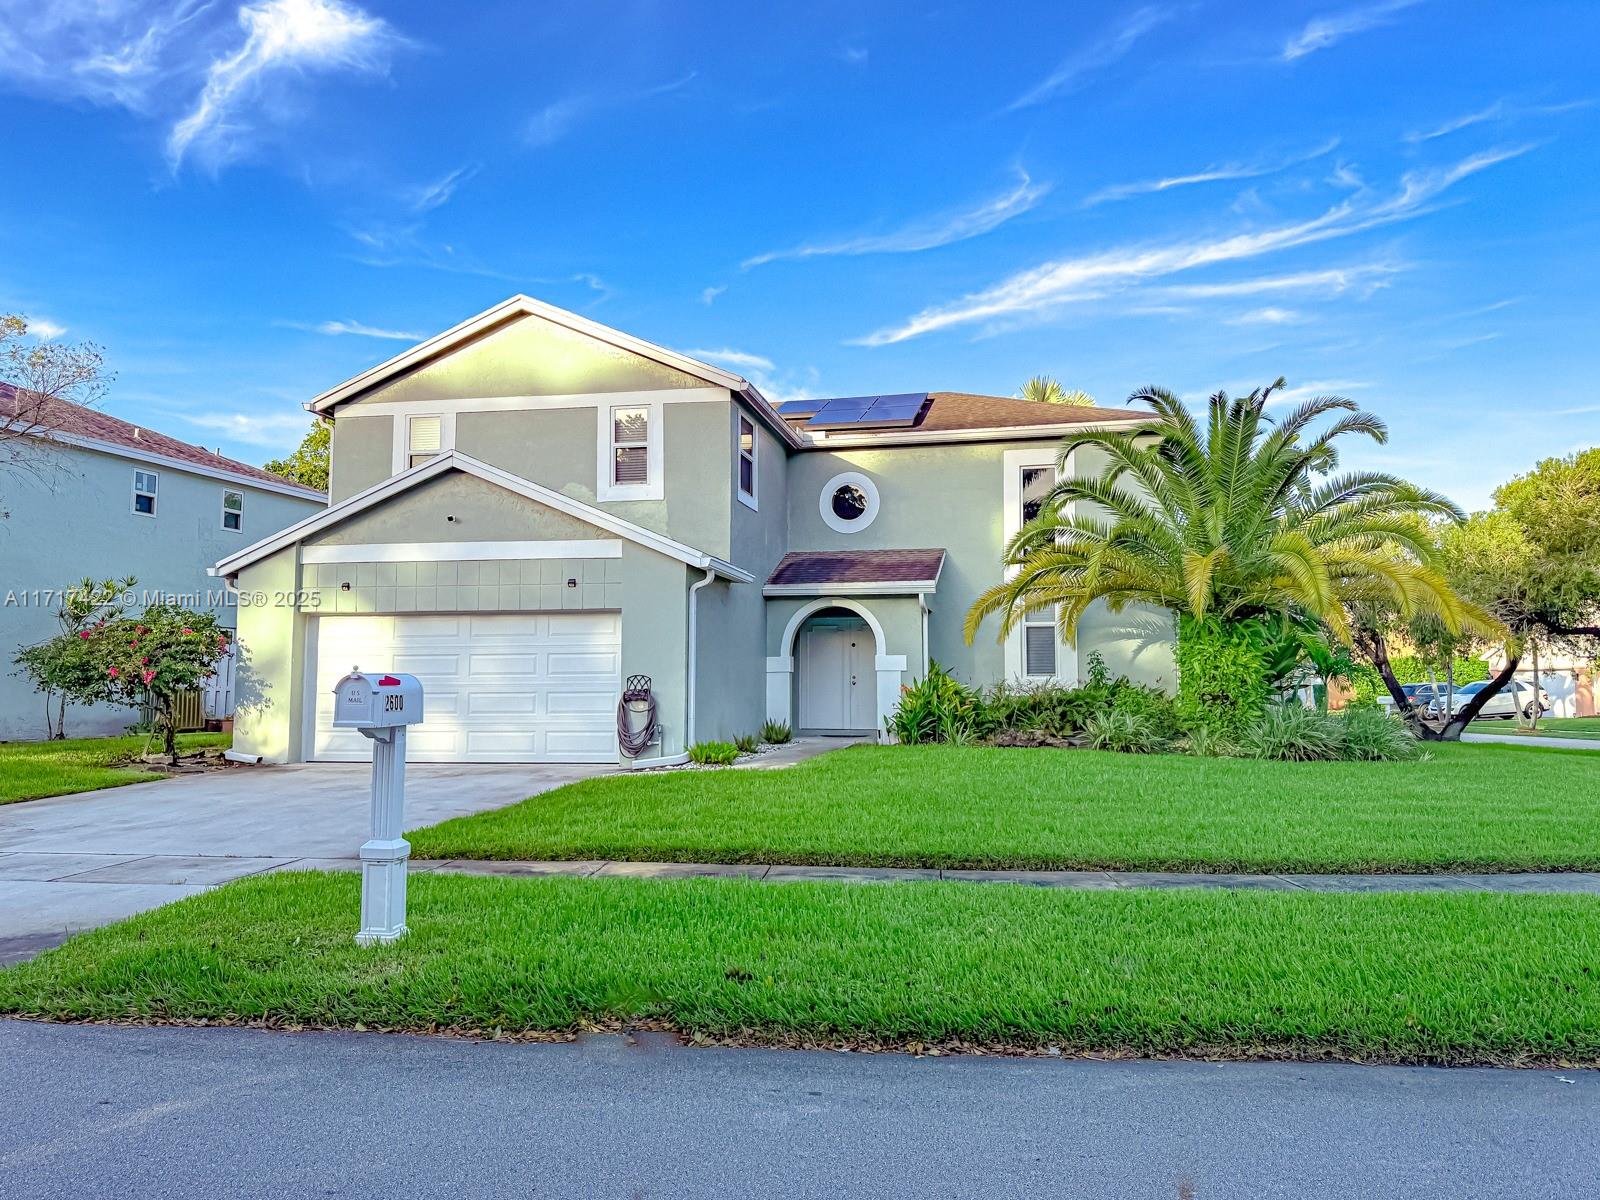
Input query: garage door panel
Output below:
<box><xmin>312</xmin><ymin>611</ymin><xmax>619</xmax><ymax>763</ymax></box>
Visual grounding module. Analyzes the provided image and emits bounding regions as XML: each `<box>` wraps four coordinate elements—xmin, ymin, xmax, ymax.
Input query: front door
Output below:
<box><xmin>796</xmin><ymin>619</ymin><xmax>876</xmax><ymax>733</ymax></box>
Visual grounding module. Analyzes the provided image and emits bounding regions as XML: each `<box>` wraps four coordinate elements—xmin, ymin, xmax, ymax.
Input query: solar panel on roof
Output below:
<box><xmin>800</xmin><ymin>392</ymin><xmax>931</xmax><ymax>431</ymax></box>
<box><xmin>776</xmin><ymin>399</ymin><xmax>824</xmax><ymax>418</ymax></box>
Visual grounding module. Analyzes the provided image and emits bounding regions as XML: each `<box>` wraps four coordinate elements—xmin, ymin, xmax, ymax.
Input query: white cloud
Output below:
<box><xmin>1082</xmin><ymin>138</ymin><xmax>1339</xmax><ymax>207</ymax></box>
<box><xmin>700</xmin><ymin>285</ymin><xmax>727</xmax><ymax>306</ymax></box>
<box><xmin>686</xmin><ymin>347</ymin><xmax>815</xmax><ymax>405</ymax></box>
<box><xmin>839</xmin><ymin>45</ymin><xmax>868</xmax><ymax>66</ymax></box>
<box><xmin>168</xmin><ymin>0</ymin><xmax>401</xmax><ymax>168</ymax></box>
<box><xmin>743</xmin><ymin>170</ymin><xmax>1050</xmax><ymax>269</ymax></box>
<box><xmin>854</xmin><ymin>146</ymin><xmax>1531</xmax><ymax>346</ymax></box>
<box><xmin>1008</xmin><ymin>5</ymin><xmax>1178</xmax><ymax>111</ymax></box>
<box><xmin>1282</xmin><ymin>0</ymin><xmax>1422</xmax><ymax>61</ymax></box>
<box><xmin>1405</xmin><ymin>98</ymin><xmax>1593</xmax><ymax>143</ymax></box>
<box><xmin>686</xmin><ymin>347</ymin><xmax>775</xmax><ymax>373</ymax></box>
<box><xmin>524</xmin><ymin>72</ymin><xmax>697</xmax><ymax>149</ymax></box>
<box><xmin>1159</xmin><ymin>263</ymin><xmax>1403</xmax><ymax>298</ymax></box>
<box><xmin>404</xmin><ymin>164</ymin><xmax>476</xmax><ymax>213</ymax></box>
<box><xmin>1264</xmin><ymin>380</ymin><xmax>1373</xmax><ymax>408</ymax></box>
<box><xmin>282</xmin><ymin>318</ymin><xmax>421</xmax><ymax>340</ymax></box>
<box><xmin>24</xmin><ymin>318</ymin><xmax>68</xmax><ymax>340</ymax></box>
<box><xmin>181</xmin><ymin>408</ymin><xmax>311</xmax><ymax>448</ymax></box>
<box><xmin>1229</xmin><ymin>307</ymin><xmax>1303</xmax><ymax>325</ymax></box>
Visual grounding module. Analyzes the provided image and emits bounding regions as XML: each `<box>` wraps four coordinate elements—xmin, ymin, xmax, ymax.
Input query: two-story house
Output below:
<box><xmin>215</xmin><ymin>295</ymin><xmax>1175</xmax><ymax>765</ymax></box>
<box><xmin>1</xmin><ymin>386</ymin><xmax>326</xmax><ymax>741</ymax></box>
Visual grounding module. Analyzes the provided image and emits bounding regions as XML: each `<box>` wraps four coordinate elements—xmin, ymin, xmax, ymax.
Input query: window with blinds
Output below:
<box><xmin>737</xmin><ymin>414</ymin><xmax>756</xmax><ymax>498</ymax></box>
<box><xmin>407</xmin><ymin>415</ymin><xmax>442</xmax><ymax>468</ymax></box>
<box><xmin>612</xmin><ymin>406</ymin><xmax>649</xmax><ymax>485</ymax></box>
<box><xmin>1020</xmin><ymin>464</ymin><xmax>1057</xmax><ymax>676</ymax></box>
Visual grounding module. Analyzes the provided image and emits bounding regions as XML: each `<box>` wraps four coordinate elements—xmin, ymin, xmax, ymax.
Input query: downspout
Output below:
<box><xmin>685</xmin><ymin>566</ymin><xmax>716</xmax><ymax>747</ymax></box>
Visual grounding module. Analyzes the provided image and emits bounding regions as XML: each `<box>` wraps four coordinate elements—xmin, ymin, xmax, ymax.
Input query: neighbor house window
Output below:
<box><xmin>407</xmin><ymin>415</ymin><xmax>443</xmax><ymax>468</ymax></box>
<box><xmin>737</xmin><ymin>414</ymin><xmax>757</xmax><ymax>502</ymax></box>
<box><xmin>221</xmin><ymin>489</ymin><xmax>243</xmax><ymax>532</ymax></box>
<box><xmin>132</xmin><ymin>470</ymin><xmax>158</xmax><ymax>516</ymax></box>
<box><xmin>1020</xmin><ymin>465</ymin><xmax>1056</xmax><ymax>676</ymax></box>
<box><xmin>611</xmin><ymin>406</ymin><xmax>650</xmax><ymax>486</ymax></box>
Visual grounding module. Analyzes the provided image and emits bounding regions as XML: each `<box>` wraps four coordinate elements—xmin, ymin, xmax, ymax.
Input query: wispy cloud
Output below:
<box><xmin>524</xmin><ymin>71</ymin><xmax>697</xmax><ymax>148</ymax></box>
<box><xmin>1228</xmin><ymin>307</ymin><xmax>1304</xmax><ymax>325</ymax></box>
<box><xmin>838</xmin><ymin>45</ymin><xmax>869</xmax><ymax>66</ymax></box>
<box><xmin>1282</xmin><ymin>0</ymin><xmax>1421</xmax><ymax>62</ymax></box>
<box><xmin>168</xmin><ymin>0</ymin><xmax>404</xmax><ymax>169</ymax></box>
<box><xmin>855</xmin><ymin>146</ymin><xmax>1530</xmax><ymax>346</ymax></box>
<box><xmin>700</xmin><ymin>285</ymin><xmax>727</xmax><ymax>306</ymax></box>
<box><xmin>281</xmin><ymin>318</ymin><xmax>422</xmax><ymax>340</ymax></box>
<box><xmin>404</xmin><ymin>164</ymin><xmax>477</xmax><ymax>213</ymax></box>
<box><xmin>23</xmin><ymin>318</ymin><xmax>68</xmax><ymax>340</ymax></box>
<box><xmin>743</xmin><ymin>170</ymin><xmax>1050</xmax><ymax>269</ymax></box>
<box><xmin>1265</xmin><ymin>380</ymin><xmax>1373</xmax><ymax>408</ymax></box>
<box><xmin>1405</xmin><ymin>97</ymin><xmax>1593</xmax><ymax>142</ymax></box>
<box><xmin>180</xmin><ymin>408</ymin><xmax>312</xmax><ymax>448</ymax></box>
<box><xmin>1008</xmin><ymin>5</ymin><xmax>1178</xmax><ymax>111</ymax></box>
<box><xmin>686</xmin><ymin>347</ymin><xmax>774</xmax><ymax>372</ymax></box>
<box><xmin>1082</xmin><ymin>138</ymin><xmax>1339</xmax><ymax>207</ymax></box>
<box><xmin>687</xmin><ymin>347</ymin><xmax>816</xmax><ymax>405</ymax></box>
<box><xmin>1159</xmin><ymin>263</ymin><xmax>1404</xmax><ymax>298</ymax></box>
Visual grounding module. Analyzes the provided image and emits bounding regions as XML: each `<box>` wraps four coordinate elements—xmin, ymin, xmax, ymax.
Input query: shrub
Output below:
<box><xmin>982</xmin><ymin>680</ymin><xmax>1102</xmax><ymax>735</ymax></box>
<box><xmin>733</xmin><ymin>733</ymin><xmax>759</xmax><ymax>754</ymax></box>
<box><xmin>1108</xmin><ymin>681</ymin><xmax>1180</xmax><ymax>740</ymax></box>
<box><xmin>1182</xmin><ymin>725</ymin><xmax>1236</xmax><ymax>758</ymax></box>
<box><xmin>687</xmin><ymin>741</ymin><xmax>738</xmax><ymax>766</ymax></box>
<box><xmin>1337</xmin><ymin>706</ymin><xmax>1422</xmax><ymax>762</ymax></box>
<box><xmin>1237</xmin><ymin>704</ymin><xmax>1344</xmax><ymax>762</ymax></box>
<box><xmin>1175</xmin><ymin>616</ymin><xmax>1271</xmax><ymax>738</ymax></box>
<box><xmin>1083</xmin><ymin>709</ymin><xmax>1170</xmax><ymax>754</ymax></box>
<box><xmin>888</xmin><ymin>663</ymin><xmax>988</xmax><ymax>745</ymax></box>
<box><xmin>759</xmin><ymin>720</ymin><xmax>792</xmax><ymax>745</ymax></box>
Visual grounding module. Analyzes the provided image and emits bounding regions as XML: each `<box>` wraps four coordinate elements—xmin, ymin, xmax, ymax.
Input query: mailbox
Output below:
<box><xmin>332</xmin><ymin>669</ymin><xmax>424</xmax><ymax>730</ymax></box>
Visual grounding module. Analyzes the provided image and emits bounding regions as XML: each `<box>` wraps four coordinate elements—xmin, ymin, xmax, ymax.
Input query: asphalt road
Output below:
<box><xmin>2</xmin><ymin>1020</ymin><xmax>1595</xmax><ymax>1199</ymax></box>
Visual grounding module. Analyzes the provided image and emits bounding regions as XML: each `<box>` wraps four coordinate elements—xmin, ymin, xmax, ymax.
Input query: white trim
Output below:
<box><xmin>1000</xmin><ymin>448</ymin><xmax>1078</xmax><ymax>686</ymax></box>
<box><xmin>212</xmin><ymin>450</ymin><xmax>753</xmax><ymax>584</ymax></box>
<box><xmin>391</xmin><ymin>411</ymin><xmax>455</xmax><ymax>476</ymax></box>
<box><xmin>131</xmin><ymin>467</ymin><xmax>158</xmax><ymax>517</ymax></box>
<box><xmin>818</xmin><ymin>471</ymin><xmax>880</xmax><ymax>535</ymax></box>
<box><xmin>800</xmin><ymin>418</ymin><xmax>1142</xmax><ymax>450</ymax></box>
<box><xmin>302</xmin><ymin>539</ymin><xmax>623</xmax><ymax>564</ymax></box>
<box><xmin>220</xmin><ymin>487</ymin><xmax>244</xmax><ymax>533</ymax></box>
<box><xmin>735</xmin><ymin>410</ymin><xmax>758</xmax><ymax>512</ymax></box>
<box><xmin>597</xmin><ymin>397</ymin><xmax>664</xmax><ymax>502</ymax></box>
<box><xmin>46</xmin><ymin>429</ymin><xmax>325</xmax><ymax>501</ymax></box>
<box><xmin>343</xmin><ymin>387</ymin><xmax>729</xmax><ymax>418</ymax></box>
<box><xmin>770</xmin><ymin>597</ymin><xmax>898</xmax><ymax>743</ymax></box>
<box><xmin>763</xmin><ymin>580</ymin><xmax>939</xmax><ymax>597</ymax></box>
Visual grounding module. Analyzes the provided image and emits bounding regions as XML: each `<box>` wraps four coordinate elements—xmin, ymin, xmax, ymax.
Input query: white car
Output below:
<box><xmin>1429</xmin><ymin>679</ymin><xmax>1552</xmax><ymax>720</ymax></box>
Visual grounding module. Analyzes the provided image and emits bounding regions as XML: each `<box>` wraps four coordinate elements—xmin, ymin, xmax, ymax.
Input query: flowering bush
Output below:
<box><xmin>85</xmin><ymin>605</ymin><xmax>231</xmax><ymax>763</ymax></box>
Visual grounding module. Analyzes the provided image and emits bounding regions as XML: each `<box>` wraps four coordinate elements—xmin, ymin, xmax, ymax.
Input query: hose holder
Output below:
<box><xmin>617</xmin><ymin>675</ymin><xmax>661</xmax><ymax>758</ymax></box>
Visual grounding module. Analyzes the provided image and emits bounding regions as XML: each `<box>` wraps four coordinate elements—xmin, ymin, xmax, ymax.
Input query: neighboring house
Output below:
<box><xmin>216</xmin><ymin>295</ymin><xmax>1174</xmax><ymax>766</ymax></box>
<box><xmin>0</xmin><ymin>387</ymin><xmax>326</xmax><ymax>741</ymax></box>
<box><xmin>1483</xmin><ymin>643</ymin><xmax>1596</xmax><ymax>718</ymax></box>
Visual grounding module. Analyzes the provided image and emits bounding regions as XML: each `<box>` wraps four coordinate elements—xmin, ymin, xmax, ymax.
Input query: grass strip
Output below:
<box><xmin>0</xmin><ymin>733</ymin><xmax>230</xmax><ymax>805</ymax></box>
<box><xmin>3</xmin><ymin>871</ymin><xmax>1598</xmax><ymax>1065</ymax></box>
<box><xmin>409</xmin><ymin>742</ymin><xmax>1600</xmax><ymax>874</ymax></box>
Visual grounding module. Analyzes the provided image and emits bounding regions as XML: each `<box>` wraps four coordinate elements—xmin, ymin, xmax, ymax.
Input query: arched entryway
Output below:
<box><xmin>768</xmin><ymin>597</ymin><xmax>899</xmax><ymax>739</ymax></box>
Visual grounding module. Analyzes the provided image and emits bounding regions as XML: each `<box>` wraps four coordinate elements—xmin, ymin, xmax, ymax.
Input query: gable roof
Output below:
<box><xmin>0</xmin><ymin>383</ymin><xmax>325</xmax><ymax>501</ymax></box>
<box><xmin>305</xmin><ymin>294</ymin><xmax>806</xmax><ymax>449</ymax></box>
<box><xmin>211</xmin><ymin>449</ymin><xmax>753</xmax><ymax>583</ymax></box>
<box><xmin>918</xmin><ymin>392</ymin><xmax>1148</xmax><ymax>433</ymax></box>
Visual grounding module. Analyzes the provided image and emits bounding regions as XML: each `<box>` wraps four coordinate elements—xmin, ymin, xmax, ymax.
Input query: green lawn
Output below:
<box><xmin>409</xmin><ymin>742</ymin><xmax>1600</xmax><ymax>874</ymax></box>
<box><xmin>1471</xmin><ymin>717</ymin><xmax>1600</xmax><ymax>741</ymax></box>
<box><xmin>3</xmin><ymin>871</ymin><xmax>1597</xmax><ymax>1065</ymax></box>
<box><xmin>0</xmin><ymin>733</ymin><xmax>230</xmax><ymax>805</ymax></box>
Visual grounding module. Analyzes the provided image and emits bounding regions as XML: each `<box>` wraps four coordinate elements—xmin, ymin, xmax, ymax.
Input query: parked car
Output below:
<box><xmin>1399</xmin><ymin>682</ymin><xmax>1456</xmax><ymax>708</ymax></box>
<box><xmin>1429</xmin><ymin>679</ymin><xmax>1552</xmax><ymax>720</ymax></box>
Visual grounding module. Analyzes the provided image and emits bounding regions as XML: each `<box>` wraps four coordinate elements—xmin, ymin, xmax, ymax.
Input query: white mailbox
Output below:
<box><xmin>332</xmin><ymin>670</ymin><xmax>424</xmax><ymax>730</ymax></box>
<box><xmin>331</xmin><ymin>667</ymin><xmax>424</xmax><ymax>947</ymax></box>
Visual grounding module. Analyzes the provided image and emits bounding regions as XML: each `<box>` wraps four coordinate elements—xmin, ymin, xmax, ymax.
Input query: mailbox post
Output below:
<box><xmin>332</xmin><ymin>669</ymin><xmax>425</xmax><ymax>946</ymax></box>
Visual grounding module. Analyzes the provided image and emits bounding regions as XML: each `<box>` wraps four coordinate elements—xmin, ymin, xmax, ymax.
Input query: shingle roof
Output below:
<box><xmin>916</xmin><ymin>393</ymin><xmax>1147</xmax><ymax>433</ymax></box>
<box><xmin>767</xmin><ymin>548</ymin><xmax>947</xmax><ymax>589</ymax></box>
<box><xmin>0</xmin><ymin>384</ymin><xmax>324</xmax><ymax>498</ymax></box>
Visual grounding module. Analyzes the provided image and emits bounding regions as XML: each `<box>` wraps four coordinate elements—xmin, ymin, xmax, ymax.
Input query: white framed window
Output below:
<box><xmin>736</xmin><ymin>412</ymin><xmax>758</xmax><ymax>509</ymax></box>
<box><xmin>1019</xmin><ymin>465</ymin><xmax>1057</xmax><ymax>676</ymax></box>
<box><xmin>132</xmin><ymin>469</ymin><xmax>158</xmax><ymax>516</ymax></box>
<box><xmin>819</xmin><ymin>471</ymin><xmax>880</xmax><ymax>534</ymax></box>
<box><xmin>1002</xmin><ymin>450</ymin><xmax>1077</xmax><ymax>683</ymax></box>
<box><xmin>596</xmin><ymin>397</ymin><xmax>664</xmax><ymax>501</ymax></box>
<box><xmin>407</xmin><ymin>415</ymin><xmax>443</xmax><ymax>468</ymax></box>
<box><xmin>221</xmin><ymin>489</ymin><xmax>244</xmax><ymax>532</ymax></box>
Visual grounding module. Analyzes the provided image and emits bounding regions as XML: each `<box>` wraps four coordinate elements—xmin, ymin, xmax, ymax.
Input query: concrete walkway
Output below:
<box><xmin>1463</xmin><ymin>730</ymin><xmax>1600</xmax><ymax>750</ymax></box>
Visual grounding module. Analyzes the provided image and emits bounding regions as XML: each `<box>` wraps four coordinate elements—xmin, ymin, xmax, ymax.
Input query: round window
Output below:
<box><xmin>819</xmin><ymin>471</ymin><xmax>879</xmax><ymax>533</ymax></box>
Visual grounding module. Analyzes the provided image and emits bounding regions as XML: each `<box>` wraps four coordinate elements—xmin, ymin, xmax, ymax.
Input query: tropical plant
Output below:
<box><xmin>758</xmin><ymin>719</ymin><xmax>792</xmax><ymax>745</ymax></box>
<box><xmin>1237</xmin><ymin>703</ymin><xmax>1344</xmax><ymax>762</ymax></box>
<box><xmin>1083</xmin><ymin>708</ymin><xmax>1170</xmax><ymax>753</ymax></box>
<box><xmin>966</xmin><ymin>380</ymin><xmax>1483</xmax><ymax>735</ymax></box>
<box><xmin>1020</xmin><ymin>375</ymin><xmax>1095</xmax><ymax>407</ymax></box>
<box><xmin>1336</xmin><ymin>705</ymin><xmax>1421</xmax><ymax>762</ymax></box>
<box><xmin>733</xmin><ymin>732</ymin><xmax>759</xmax><ymax>754</ymax></box>
<box><xmin>688</xmin><ymin>740</ymin><xmax>739</xmax><ymax>766</ymax></box>
<box><xmin>887</xmin><ymin>662</ymin><xmax>988</xmax><ymax>745</ymax></box>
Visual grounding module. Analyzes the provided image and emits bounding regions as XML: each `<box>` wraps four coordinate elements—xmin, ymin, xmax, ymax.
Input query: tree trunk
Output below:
<box><xmin>160</xmin><ymin>696</ymin><xmax>179</xmax><ymax>765</ymax></box>
<box><xmin>1434</xmin><ymin>652</ymin><xmax>1523</xmax><ymax>740</ymax></box>
<box><xmin>55</xmin><ymin>692</ymin><xmax>66</xmax><ymax>739</ymax></box>
<box><xmin>1529</xmin><ymin>637</ymin><xmax>1542</xmax><ymax>730</ymax></box>
<box><xmin>1445</xmin><ymin>659</ymin><xmax>1455</xmax><ymax>720</ymax></box>
<box><xmin>1356</xmin><ymin>628</ymin><xmax>1521</xmax><ymax>741</ymax></box>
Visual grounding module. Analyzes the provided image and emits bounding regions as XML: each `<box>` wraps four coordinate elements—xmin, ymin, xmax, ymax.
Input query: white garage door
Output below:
<box><xmin>311</xmin><ymin>613</ymin><xmax>620</xmax><ymax>763</ymax></box>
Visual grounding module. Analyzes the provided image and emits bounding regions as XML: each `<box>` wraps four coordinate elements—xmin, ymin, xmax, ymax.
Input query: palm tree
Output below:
<box><xmin>1020</xmin><ymin>375</ymin><xmax>1095</xmax><ymax>406</ymax></box>
<box><xmin>966</xmin><ymin>380</ymin><xmax>1482</xmax><ymax>728</ymax></box>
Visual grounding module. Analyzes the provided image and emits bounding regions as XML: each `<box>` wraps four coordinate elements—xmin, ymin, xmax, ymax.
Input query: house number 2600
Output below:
<box><xmin>383</xmin><ymin>695</ymin><xmax>405</xmax><ymax>713</ymax></box>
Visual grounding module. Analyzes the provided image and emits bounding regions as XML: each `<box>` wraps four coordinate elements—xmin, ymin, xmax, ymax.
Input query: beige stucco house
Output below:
<box><xmin>214</xmin><ymin>295</ymin><xmax>1174</xmax><ymax>766</ymax></box>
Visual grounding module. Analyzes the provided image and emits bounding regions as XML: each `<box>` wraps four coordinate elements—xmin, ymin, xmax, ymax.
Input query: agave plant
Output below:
<box><xmin>966</xmin><ymin>380</ymin><xmax>1486</xmax><ymax>730</ymax></box>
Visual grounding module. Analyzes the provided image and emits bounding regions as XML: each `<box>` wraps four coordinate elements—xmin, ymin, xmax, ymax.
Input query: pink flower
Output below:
<box><xmin>141</xmin><ymin>670</ymin><xmax>156</xmax><ymax>685</ymax></box>
<box><xmin>181</xmin><ymin>627</ymin><xmax>193</xmax><ymax>636</ymax></box>
<box><xmin>135</xmin><ymin>625</ymin><xmax>146</xmax><ymax>635</ymax></box>
<box><xmin>79</xmin><ymin>631</ymin><xmax>92</xmax><ymax>639</ymax></box>
<box><xmin>107</xmin><ymin>667</ymin><xmax>120</xmax><ymax>678</ymax></box>
<box><xmin>141</xmin><ymin>657</ymin><xmax>150</xmax><ymax>665</ymax></box>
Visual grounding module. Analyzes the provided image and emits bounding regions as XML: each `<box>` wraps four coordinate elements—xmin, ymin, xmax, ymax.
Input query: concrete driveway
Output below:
<box><xmin>0</xmin><ymin>760</ymin><xmax>610</xmax><ymax>963</ymax></box>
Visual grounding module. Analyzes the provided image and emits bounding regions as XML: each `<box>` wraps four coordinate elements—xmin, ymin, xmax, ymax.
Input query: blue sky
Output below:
<box><xmin>2</xmin><ymin>0</ymin><xmax>1596</xmax><ymax>509</ymax></box>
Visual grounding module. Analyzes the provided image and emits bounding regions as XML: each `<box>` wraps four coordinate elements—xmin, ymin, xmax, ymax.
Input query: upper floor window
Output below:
<box><xmin>819</xmin><ymin>470</ymin><xmax>880</xmax><ymax>534</ymax></box>
<box><xmin>1020</xmin><ymin>465</ymin><xmax>1057</xmax><ymax>676</ymax></box>
<box><xmin>407</xmin><ymin>415</ymin><xmax>443</xmax><ymax>468</ymax></box>
<box><xmin>221</xmin><ymin>489</ymin><xmax>244</xmax><ymax>532</ymax></box>
<box><xmin>132</xmin><ymin>469</ymin><xmax>158</xmax><ymax>516</ymax></box>
<box><xmin>611</xmin><ymin>406</ymin><xmax>650</xmax><ymax>486</ymax></box>
<box><xmin>737</xmin><ymin>414</ymin><xmax>757</xmax><ymax>507</ymax></box>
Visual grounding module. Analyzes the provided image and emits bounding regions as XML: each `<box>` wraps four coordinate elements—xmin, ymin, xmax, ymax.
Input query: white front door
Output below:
<box><xmin>310</xmin><ymin>612</ymin><xmax>620</xmax><ymax>763</ymax></box>
<box><xmin>796</xmin><ymin>621</ymin><xmax>876</xmax><ymax>732</ymax></box>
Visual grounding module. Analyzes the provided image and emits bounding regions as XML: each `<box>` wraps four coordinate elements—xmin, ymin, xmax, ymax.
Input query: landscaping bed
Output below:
<box><xmin>408</xmin><ymin>741</ymin><xmax>1600</xmax><ymax>874</ymax></box>
<box><xmin>3</xmin><ymin>871</ymin><xmax>1597</xmax><ymax>1066</ymax></box>
<box><xmin>0</xmin><ymin>733</ymin><xmax>232</xmax><ymax>805</ymax></box>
